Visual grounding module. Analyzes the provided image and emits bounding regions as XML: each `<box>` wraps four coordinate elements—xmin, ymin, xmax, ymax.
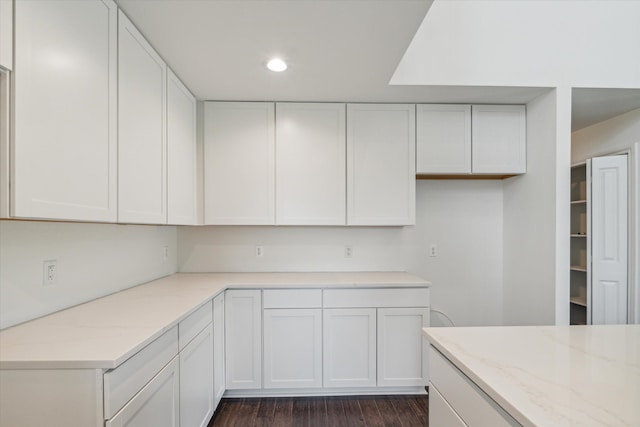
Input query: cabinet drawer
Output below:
<box><xmin>430</xmin><ymin>383</ymin><xmax>468</xmax><ymax>427</ymax></box>
<box><xmin>179</xmin><ymin>300</ymin><xmax>213</xmax><ymax>350</ymax></box>
<box><xmin>104</xmin><ymin>326</ymin><xmax>179</xmax><ymax>419</ymax></box>
<box><xmin>429</xmin><ymin>346</ymin><xmax>520</xmax><ymax>427</ymax></box>
<box><xmin>263</xmin><ymin>289</ymin><xmax>322</xmax><ymax>308</ymax></box>
<box><xmin>323</xmin><ymin>288</ymin><xmax>429</xmax><ymax>308</ymax></box>
<box><xmin>106</xmin><ymin>355</ymin><xmax>180</xmax><ymax>427</ymax></box>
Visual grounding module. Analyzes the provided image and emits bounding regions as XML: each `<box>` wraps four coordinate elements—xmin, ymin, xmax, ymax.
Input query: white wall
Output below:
<box><xmin>392</xmin><ymin>0</ymin><xmax>640</xmax><ymax>88</ymax></box>
<box><xmin>0</xmin><ymin>221</ymin><xmax>178</xmax><ymax>329</ymax></box>
<box><xmin>503</xmin><ymin>89</ymin><xmax>570</xmax><ymax>325</ymax></box>
<box><xmin>572</xmin><ymin>108</ymin><xmax>640</xmax><ymax>162</ymax></box>
<box><xmin>179</xmin><ymin>180</ymin><xmax>504</xmax><ymax>327</ymax></box>
<box><xmin>572</xmin><ymin>109</ymin><xmax>640</xmax><ymax>324</ymax></box>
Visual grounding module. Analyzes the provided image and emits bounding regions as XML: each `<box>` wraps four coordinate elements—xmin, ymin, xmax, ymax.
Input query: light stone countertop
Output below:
<box><xmin>423</xmin><ymin>325</ymin><xmax>640</xmax><ymax>427</ymax></box>
<box><xmin>0</xmin><ymin>272</ymin><xmax>429</xmax><ymax>370</ymax></box>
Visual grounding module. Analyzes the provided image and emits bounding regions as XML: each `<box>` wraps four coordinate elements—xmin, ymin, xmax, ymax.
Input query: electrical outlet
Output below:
<box><xmin>429</xmin><ymin>244</ymin><xmax>438</xmax><ymax>257</ymax></box>
<box><xmin>255</xmin><ymin>246</ymin><xmax>264</xmax><ymax>257</ymax></box>
<box><xmin>344</xmin><ymin>245</ymin><xmax>353</xmax><ymax>258</ymax></box>
<box><xmin>43</xmin><ymin>260</ymin><xmax>57</xmax><ymax>286</ymax></box>
<box><xmin>163</xmin><ymin>245</ymin><xmax>169</xmax><ymax>261</ymax></box>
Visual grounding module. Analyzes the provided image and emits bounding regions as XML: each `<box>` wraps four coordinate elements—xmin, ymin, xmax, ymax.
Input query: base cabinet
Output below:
<box><xmin>377</xmin><ymin>308</ymin><xmax>429</xmax><ymax>387</ymax></box>
<box><xmin>107</xmin><ymin>357</ymin><xmax>180</xmax><ymax>427</ymax></box>
<box><xmin>213</xmin><ymin>293</ymin><xmax>226</xmax><ymax>408</ymax></box>
<box><xmin>429</xmin><ymin>384</ymin><xmax>468</xmax><ymax>427</ymax></box>
<box><xmin>225</xmin><ymin>289</ymin><xmax>262</xmax><ymax>389</ymax></box>
<box><xmin>323</xmin><ymin>308</ymin><xmax>377</xmax><ymax>388</ymax></box>
<box><xmin>429</xmin><ymin>346</ymin><xmax>520</xmax><ymax>427</ymax></box>
<box><xmin>263</xmin><ymin>308</ymin><xmax>323</xmax><ymax>389</ymax></box>
<box><xmin>179</xmin><ymin>325</ymin><xmax>214</xmax><ymax>427</ymax></box>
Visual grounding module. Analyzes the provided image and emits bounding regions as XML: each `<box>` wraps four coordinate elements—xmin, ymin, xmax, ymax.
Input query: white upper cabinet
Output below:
<box><xmin>12</xmin><ymin>0</ymin><xmax>118</xmax><ymax>221</ymax></box>
<box><xmin>0</xmin><ymin>0</ymin><xmax>12</xmax><ymax>70</ymax></box>
<box><xmin>416</xmin><ymin>104</ymin><xmax>471</xmax><ymax>174</ymax></box>
<box><xmin>167</xmin><ymin>70</ymin><xmax>198</xmax><ymax>225</ymax></box>
<box><xmin>276</xmin><ymin>103</ymin><xmax>346</xmax><ymax>225</ymax></box>
<box><xmin>118</xmin><ymin>10</ymin><xmax>167</xmax><ymax>224</ymax></box>
<box><xmin>472</xmin><ymin>105</ymin><xmax>526</xmax><ymax>174</ymax></box>
<box><xmin>204</xmin><ymin>102</ymin><xmax>275</xmax><ymax>225</ymax></box>
<box><xmin>417</xmin><ymin>104</ymin><xmax>526</xmax><ymax>176</ymax></box>
<box><xmin>347</xmin><ymin>104</ymin><xmax>415</xmax><ymax>225</ymax></box>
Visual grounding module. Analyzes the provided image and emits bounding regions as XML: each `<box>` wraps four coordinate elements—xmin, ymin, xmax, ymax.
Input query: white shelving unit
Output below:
<box><xmin>570</xmin><ymin>162</ymin><xmax>590</xmax><ymax>325</ymax></box>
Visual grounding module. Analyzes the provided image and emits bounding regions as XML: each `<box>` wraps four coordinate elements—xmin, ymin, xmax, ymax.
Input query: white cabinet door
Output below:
<box><xmin>118</xmin><ymin>10</ymin><xmax>167</xmax><ymax>224</ymax></box>
<box><xmin>225</xmin><ymin>290</ymin><xmax>262</xmax><ymax>389</ymax></box>
<box><xmin>213</xmin><ymin>293</ymin><xmax>226</xmax><ymax>408</ymax></box>
<box><xmin>471</xmin><ymin>105</ymin><xmax>526</xmax><ymax>174</ymax></box>
<box><xmin>0</xmin><ymin>0</ymin><xmax>12</xmax><ymax>70</ymax></box>
<box><xmin>591</xmin><ymin>155</ymin><xmax>628</xmax><ymax>325</ymax></box>
<box><xmin>323</xmin><ymin>308</ymin><xmax>376</xmax><ymax>388</ymax></box>
<box><xmin>263</xmin><ymin>309</ymin><xmax>322</xmax><ymax>389</ymax></box>
<box><xmin>167</xmin><ymin>70</ymin><xmax>198</xmax><ymax>225</ymax></box>
<box><xmin>204</xmin><ymin>102</ymin><xmax>275</xmax><ymax>224</ymax></box>
<box><xmin>377</xmin><ymin>308</ymin><xmax>429</xmax><ymax>387</ymax></box>
<box><xmin>13</xmin><ymin>0</ymin><xmax>117</xmax><ymax>221</ymax></box>
<box><xmin>106</xmin><ymin>356</ymin><xmax>180</xmax><ymax>427</ymax></box>
<box><xmin>347</xmin><ymin>104</ymin><xmax>416</xmax><ymax>225</ymax></box>
<box><xmin>276</xmin><ymin>103</ymin><xmax>346</xmax><ymax>225</ymax></box>
<box><xmin>416</xmin><ymin>104</ymin><xmax>471</xmax><ymax>174</ymax></box>
<box><xmin>180</xmin><ymin>325</ymin><xmax>214</xmax><ymax>427</ymax></box>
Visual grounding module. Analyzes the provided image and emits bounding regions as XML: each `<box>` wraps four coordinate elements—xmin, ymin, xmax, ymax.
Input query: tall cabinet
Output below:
<box><xmin>570</xmin><ymin>155</ymin><xmax>628</xmax><ymax>325</ymax></box>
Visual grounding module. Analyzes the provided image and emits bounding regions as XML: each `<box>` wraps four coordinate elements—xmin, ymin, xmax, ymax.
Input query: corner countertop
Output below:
<box><xmin>422</xmin><ymin>325</ymin><xmax>640</xmax><ymax>427</ymax></box>
<box><xmin>0</xmin><ymin>272</ymin><xmax>429</xmax><ymax>370</ymax></box>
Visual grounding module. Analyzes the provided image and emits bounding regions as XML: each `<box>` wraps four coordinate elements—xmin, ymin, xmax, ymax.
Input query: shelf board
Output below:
<box><xmin>570</xmin><ymin>265</ymin><xmax>588</xmax><ymax>272</ymax></box>
<box><xmin>570</xmin><ymin>296</ymin><xmax>587</xmax><ymax>307</ymax></box>
<box><xmin>570</xmin><ymin>234</ymin><xmax>588</xmax><ymax>238</ymax></box>
<box><xmin>571</xmin><ymin>199</ymin><xmax>587</xmax><ymax>204</ymax></box>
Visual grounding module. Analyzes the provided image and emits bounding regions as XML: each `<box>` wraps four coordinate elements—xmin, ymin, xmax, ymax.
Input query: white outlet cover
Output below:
<box><xmin>43</xmin><ymin>260</ymin><xmax>57</xmax><ymax>286</ymax></box>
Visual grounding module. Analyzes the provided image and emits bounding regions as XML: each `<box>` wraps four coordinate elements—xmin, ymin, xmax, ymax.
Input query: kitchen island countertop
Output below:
<box><xmin>422</xmin><ymin>324</ymin><xmax>640</xmax><ymax>427</ymax></box>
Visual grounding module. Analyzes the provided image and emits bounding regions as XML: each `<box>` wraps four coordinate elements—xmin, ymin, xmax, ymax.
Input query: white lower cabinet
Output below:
<box><xmin>264</xmin><ymin>308</ymin><xmax>323</xmax><ymax>389</ymax></box>
<box><xmin>323</xmin><ymin>308</ymin><xmax>377</xmax><ymax>388</ymax></box>
<box><xmin>106</xmin><ymin>356</ymin><xmax>180</xmax><ymax>427</ymax></box>
<box><xmin>179</xmin><ymin>325</ymin><xmax>214</xmax><ymax>427</ymax></box>
<box><xmin>213</xmin><ymin>293</ymin><xmax>226</xmax><ymax>408</ymax></box>
<box><xmin>225</xmin><ymin>289</ymin><xmax>262</xmax><ymax>389</ymax></box>
<box><xmin>377</xmin><ymin>307</ymin><xmax>429</xmax><ymax>387</ymax></box>
<box><xmin>429</xmin><ymin>384</ymin><xmax>468</xmax><ymax>427</ymax></box>
<box><xmin>429</xmin><ymin>346</ymin><xmax>520</xmax><ymax>427</ymax></box>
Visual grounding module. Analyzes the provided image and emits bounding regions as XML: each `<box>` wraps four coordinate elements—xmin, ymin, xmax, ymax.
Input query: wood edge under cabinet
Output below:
<box><xmin>416</xmin><ymin>174</ymin><xmax>519</xmax><ymax>180</ymax></box>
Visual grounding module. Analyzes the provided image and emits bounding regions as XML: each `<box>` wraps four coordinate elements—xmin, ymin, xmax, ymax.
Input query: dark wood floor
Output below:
<box><xmin>208</xmin><ymin>395</ymin><xmax>429</xmax><ymax>427</ymax></box>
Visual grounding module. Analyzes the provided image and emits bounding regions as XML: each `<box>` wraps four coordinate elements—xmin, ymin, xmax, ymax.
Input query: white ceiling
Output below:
<box><xmin>116</xmin><ymin>0</ymin><xmax>640</xmax><ymax>130</ymax></box>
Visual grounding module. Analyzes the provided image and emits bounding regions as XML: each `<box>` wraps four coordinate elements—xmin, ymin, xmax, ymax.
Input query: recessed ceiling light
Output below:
<box><xmin>267</xmin><ymin>58</ymin><xmax>287</xmax><ymax>72</ymax></box>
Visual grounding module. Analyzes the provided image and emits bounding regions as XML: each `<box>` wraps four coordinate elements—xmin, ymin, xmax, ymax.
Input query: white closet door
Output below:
<box><xmin>591</xmin><ymin>154</ymin><xmax>628</xmax><ymax>324</ymax></box>
<box><xmin>276</xmin><ymin>103</ymin><xmax>346</xmax><ymax>225</ymax></box>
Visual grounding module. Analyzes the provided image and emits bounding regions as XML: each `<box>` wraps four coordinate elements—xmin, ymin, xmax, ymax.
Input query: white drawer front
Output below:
<box><xmin>430</xmin><ymin>383</ymin><xmax>468</xmax><ymax>427</ymax></box>
<box><xmin>430</xmin><ymin>346</ymin><xmax>521</xmax><ymax>427</ymax></box>
<box><xmin>263</xmin><ymin>289</ymin><xmax>322</xmax><ymax>308</ymax></box>
<box><xmin>179</xmin><ymin>300</ymin><xmax>213</xmax><ymax>350</ymax></box>
<box><xmin>323</xmin><ymin>287</ymin><xmax>429</xmax><ymax>308</ymax></box>
<box><xmin>104</xmin><ymin>326</ymin><xmax>179</xmax><ymax>419</ymax></box>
